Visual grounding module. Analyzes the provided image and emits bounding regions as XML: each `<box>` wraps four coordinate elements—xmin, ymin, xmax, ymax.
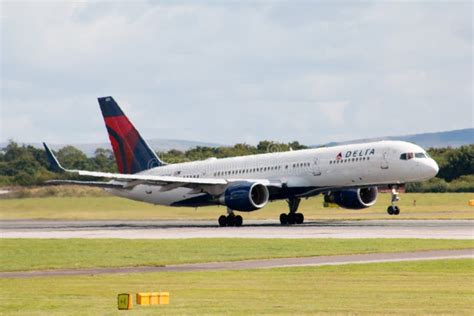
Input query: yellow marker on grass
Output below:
<box><xmin>117</xmin><ymin>293</ymin><xmax>133</xmax><ymax>310</ymax></box>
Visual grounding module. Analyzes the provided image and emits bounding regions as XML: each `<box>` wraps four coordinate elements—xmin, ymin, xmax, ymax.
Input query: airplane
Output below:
<box><xmin>43</xmin><ymin>96</ymin><xmax>439</xmax><ymax>227</ymax></box>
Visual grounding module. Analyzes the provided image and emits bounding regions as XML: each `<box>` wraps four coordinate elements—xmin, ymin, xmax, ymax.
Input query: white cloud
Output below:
<box><xmin>1</xmin><ymin>1</ymin><xmax>472</xmax><ymax>145</ymax></box>
<box><xmin>317</xmin><ymin>101</ymin><xmax>349</xmax><ymax>127</ymax></box>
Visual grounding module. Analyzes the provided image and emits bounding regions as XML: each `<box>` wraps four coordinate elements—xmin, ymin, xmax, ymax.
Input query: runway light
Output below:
<box><xmin>469</xmin><ymin>200</ymin><xmax>474</xmax><ymax>206</ymax></box>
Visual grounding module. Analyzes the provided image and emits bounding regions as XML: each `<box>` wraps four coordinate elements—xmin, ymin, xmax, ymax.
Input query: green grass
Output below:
<box><xmin>1</xmin><ymin>193</ymin><xmax>473</xmax><ymax>220</ymax></box>
<box><xmin>1</xmin><ymin>238</ymin><xmax>473</xmax><ymax>272</ymax></box>
<box><xmin>1</xmin><ymin>259</ymin><xmax>472</xmax><ymax>315</ymax></box>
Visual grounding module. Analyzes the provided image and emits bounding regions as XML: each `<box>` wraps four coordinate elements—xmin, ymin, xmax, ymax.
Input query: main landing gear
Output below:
<box><xmin>280</xmin><ymin>198</ymin><xmax>304</xmax><ymax>225</ymax></box>
<box><xmin>387</xmin><ymin>186</ymin><xmax>401</xmax><ymax>216</ymax></box>
<box><xmin>218</xmin><ymin>208</ymin><xmax>243</xmax><ymax>227</ymax></box>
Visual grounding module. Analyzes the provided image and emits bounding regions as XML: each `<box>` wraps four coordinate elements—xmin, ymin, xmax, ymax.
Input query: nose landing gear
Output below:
<box><xmin>387</xmin><ymin>186</ymin><xmax>400</xmax><ymax>215</ymax></box>
<box><xmin>280</xmin><ymin>198</ymin><xmax>304</xmax><ymax>225</ymax></box>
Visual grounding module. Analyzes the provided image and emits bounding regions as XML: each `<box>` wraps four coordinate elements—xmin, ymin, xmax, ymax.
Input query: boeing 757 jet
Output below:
<box><xmin>43</xmin><ymin>97</ymin><xmax>439</xmax><ymax>226</ymax></box>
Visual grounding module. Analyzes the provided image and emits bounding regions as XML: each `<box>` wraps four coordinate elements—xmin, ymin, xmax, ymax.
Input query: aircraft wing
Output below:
<box><xmin>43</xmin><ymin>143</ymin><xmax>282</xmax><ymax>190</ymax></box>
<box><xmin>46</xmin><ymin>180</ymin><xmax>126</xmax><ymax>189</ymax></box>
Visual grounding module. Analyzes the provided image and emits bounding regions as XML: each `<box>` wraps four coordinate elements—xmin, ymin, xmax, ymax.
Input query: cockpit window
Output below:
<box><xmin>400</xmin><ymin>152</ymin><xmax>415</xmax><ymax>160</ymax></box>
<box><xmin>401</xmin><ymin>152</ymin><xmax>427</xmax><ymax>160</ymax></box>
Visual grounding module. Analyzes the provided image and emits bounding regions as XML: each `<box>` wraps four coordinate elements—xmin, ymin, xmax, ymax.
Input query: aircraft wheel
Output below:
<box><xmin>393</xmin><ymin>206</ymin><xmax>400</xmax><ymax>215</ymax></box>
<box><xmin>288</xmin><ymin>213</ymin><xmax>296</xmax><ymax>225</ymax></box>
<box><xmin>226</xmin><ymin>214</ymin><xmax>235</xmax><ymax>227</ymax></box>
<box><xmin>387</xmin><ymin>206</ymin><xmax>394</xmax><ymax>215</ymax></box>
<box><xmin>295</xmin><ymin>213</ymin><xmax>304</xmax><ymax>224</ymax></box>
<box><xmin>235</xmin><ymin>215</ymin><xmax>243</xmax><ymax>227</ymax></box>
<box><xmin>280</xmin><ymin>213</ymin><xmax>288</xmax><ymax>225</ymax></box>
<box><xmin>218</xmin><ymin>215</ymin><xmax>227</xmax><ymax>227</ymax></box>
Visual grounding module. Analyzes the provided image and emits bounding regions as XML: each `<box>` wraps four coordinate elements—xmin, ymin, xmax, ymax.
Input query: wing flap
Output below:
<box><xmin>46</xmin><ymin>180</ymin><xmax>125</xmax><ymax>189</ymax></box>
<box><xmin>76</xmin><ymin>170</ymin><xmax>228</xmax><ymax>185</ymax></box>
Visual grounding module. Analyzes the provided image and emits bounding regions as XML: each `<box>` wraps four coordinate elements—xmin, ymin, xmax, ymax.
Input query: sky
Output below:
<box><xmin>1</xmin><ymin>1</ymin><xmax>472</xmax><ymax>146</ymax></box>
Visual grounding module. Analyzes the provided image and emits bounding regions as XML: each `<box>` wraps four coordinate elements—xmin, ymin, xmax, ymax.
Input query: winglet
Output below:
<box><xmin>43</xmin><ymin>143</ymin><xmax>66</xmax><ymax>173</ymax></box>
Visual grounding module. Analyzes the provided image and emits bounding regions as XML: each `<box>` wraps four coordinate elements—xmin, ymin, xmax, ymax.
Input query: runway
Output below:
<box><xmin>1</xmin><ymin>219</ymin><xmax>472</xmax><ymax>239</ymax></box>
<box><xmin>2</xmin><ymin>248</ymin><xmax>472</xmax><ymax>279</ymax></box>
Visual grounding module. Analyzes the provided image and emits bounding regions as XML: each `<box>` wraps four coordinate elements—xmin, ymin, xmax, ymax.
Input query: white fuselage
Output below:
<box><xmin>108</xmin><ymin>140</ymin><xmax>439</xmax><ymax>207</ymax></box>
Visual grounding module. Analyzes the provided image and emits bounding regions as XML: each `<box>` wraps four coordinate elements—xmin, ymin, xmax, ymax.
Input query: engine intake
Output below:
<box><xmin>325</xmin><ymin>187</ymin><xmax>378</xmax><ymax>209</ymax></box>
<box><xmin>220</xmin><ymin>182</ymin><xmax>269</xmax><ymax>212</ymax></box>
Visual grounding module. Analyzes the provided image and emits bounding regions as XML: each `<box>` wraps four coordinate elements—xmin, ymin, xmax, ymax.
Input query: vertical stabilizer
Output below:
<box><xmin>98</xmin><ymin>96</ymin><xmax>165</xmax><ymax>174</ymax></box>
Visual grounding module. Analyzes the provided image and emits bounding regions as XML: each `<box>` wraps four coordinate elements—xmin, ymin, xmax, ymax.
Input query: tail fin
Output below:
<box><xmin>98</xmin><ymin>96</ymin><xmax>165</xmax><ymax>174</ymax></box>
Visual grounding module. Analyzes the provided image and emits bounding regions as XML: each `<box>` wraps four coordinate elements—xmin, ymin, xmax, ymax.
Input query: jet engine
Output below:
<box><xmin>219</xmin><ymin>182</ymin><xmax>269</xmax><ymax>212</ymax></box>
<box><xmin>324</xmin><ymin>187</ymin><xmax>378</xmax><ymax>209</ymax></box>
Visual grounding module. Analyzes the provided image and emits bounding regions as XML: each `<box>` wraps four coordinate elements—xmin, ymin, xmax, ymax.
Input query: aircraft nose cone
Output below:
<box><xmin>428</xmin><ymin>159</ymin><xmax>439</xmax><ymax>177</ymax></box>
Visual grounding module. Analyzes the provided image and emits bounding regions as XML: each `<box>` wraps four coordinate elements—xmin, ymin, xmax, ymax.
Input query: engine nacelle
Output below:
<box><xmin>219</xmin><ymin>182</ymin><xmax>269</xmax><ymax>212</ymax></box>
<box><xmin>325</xmin><ymin>187</ymin><xmax>378</xmax><ymax>209</ymax></box>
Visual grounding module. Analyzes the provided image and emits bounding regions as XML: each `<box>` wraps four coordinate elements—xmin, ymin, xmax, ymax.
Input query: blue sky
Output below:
<box><xmin>1</xmin><ymin>1</ymin><xmax>472</xmax><ymax>145</ymax></box>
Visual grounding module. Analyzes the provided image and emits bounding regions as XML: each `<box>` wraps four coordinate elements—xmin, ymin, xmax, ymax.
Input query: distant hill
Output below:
<box><xmin>0</xmin><ymin>139</ymin><xmax>222</xmax><ymax>157</ymax></box>
<box><xmin>317</xmin><ymin>128</ymin><xmax>473</xmax><ymax>148</ymax></box>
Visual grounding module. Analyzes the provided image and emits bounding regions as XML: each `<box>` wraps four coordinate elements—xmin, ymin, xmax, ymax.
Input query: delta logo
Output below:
<box><xmin>336</xmin><ymin>148</ymin><xmax>376</xmax><ymax>160</ymax></box>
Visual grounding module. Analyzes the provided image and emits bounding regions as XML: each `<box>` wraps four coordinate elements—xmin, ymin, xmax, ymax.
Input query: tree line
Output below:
<box><xmin>0</xmin><ymin>141</ymin><xmax>472</xmax><ymax>192</ymax></box>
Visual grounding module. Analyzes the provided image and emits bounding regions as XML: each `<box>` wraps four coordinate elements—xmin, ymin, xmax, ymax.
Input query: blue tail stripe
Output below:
<box><xmin>98</xmin><ymin>97</ymin><xmax>125</xmax><ymax>117</ymax></box>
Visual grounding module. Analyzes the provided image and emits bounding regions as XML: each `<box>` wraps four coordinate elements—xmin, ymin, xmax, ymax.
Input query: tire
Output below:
<box><xmin>218</xmin><ymin>215</ymin><xmax>227</xmax><ymax>227</ymax></box>
<box><xmin>393</xmin><ymin>206</ymin><xmax>400</xmax><ymax>215</ymax></box>
<box><xmin>226</xmin><ymin>215</ymin><xmax>235</xmax><ymax>227</ymax></box>
<box><xmin>235</xmin><ymin>215</ymin><xmax>243</xmax><ymax>227</ymax></box>
<box><xmin>295</xmin><ymin>213</ymin><xmax>304</xmax><ymax>224</ymax></box>
<box><xmin>280</xmin><ymin>213</ymin><xmax>288</xmax><ymax>225</ymax></box>
<box><xmin>387</xmin><ymin>206</ymin><xmax>394</xmax><ymax>215</ymax></box>
<box><xmin>288</xmin><ymin>213</ymin><xmax>296</xmax><ymax>225</ymax></box>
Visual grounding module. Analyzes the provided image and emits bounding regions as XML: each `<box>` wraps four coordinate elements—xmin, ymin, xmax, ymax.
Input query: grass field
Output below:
<box><xmin>0</xmin><ymin>192</ymin><xmax>473</xmax><ymax>220</ymax></box>
<box><xmin>1</xmin><ymin>259</ymin><xmax>472</xmax><ymax>315</ymax></box>
<box><xmin>1</xmin><ymin>238</ymin><xmax>473</xmax><ymax>272</ymax></box>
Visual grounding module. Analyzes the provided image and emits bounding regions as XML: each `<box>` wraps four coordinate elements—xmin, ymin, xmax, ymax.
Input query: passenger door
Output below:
<box><xmin>381</xmin><ymin>151</ymin><xmax>389</xmax><ymax>170</ymax></box>
<box><xmin>313</xmin><ymin>158</ymin><xmax>322</xmax><ymax>176</ymax></box>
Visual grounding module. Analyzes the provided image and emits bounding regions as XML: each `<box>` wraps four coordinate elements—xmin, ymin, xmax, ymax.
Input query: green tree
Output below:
<box><xmin>56</xmin><ymin>146</ymin><xmax>90</xmax><ymax>170</ymax></box>
<box><xmin>92</xmin><ymin>148</ymin><xmax>116</xmax><ymax>172</ymax></box>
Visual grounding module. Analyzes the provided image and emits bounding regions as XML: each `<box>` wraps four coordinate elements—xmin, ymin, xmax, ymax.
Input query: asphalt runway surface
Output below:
<box><xmin>2</xmin><ymin>249</ymin><xmax>472</xmax><ymax>279</ymax></box>
<box><xmin>1</xmin><ymin>219</ymin><xmax>472</xmax><ymax>239</ymax></box>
